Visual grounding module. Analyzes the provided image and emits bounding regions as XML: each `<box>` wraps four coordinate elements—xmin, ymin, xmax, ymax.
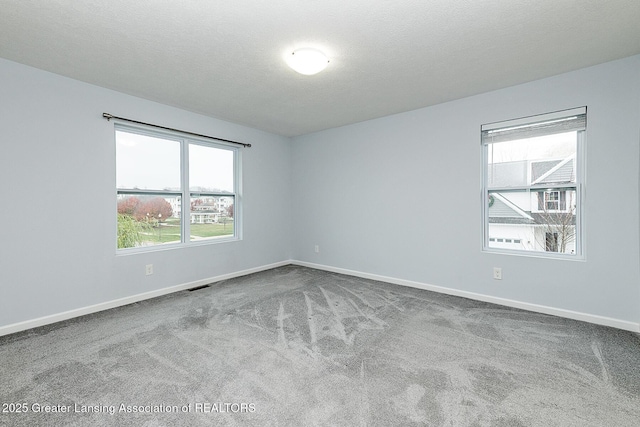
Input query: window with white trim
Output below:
<box><xmin>116</xmin><ymin>126</ymin><xmax>240</xmax><ymax>250</ymax></box>
<box><xmin>482</xmin><ymin>107</ymin><xmax>585</xmax><ymax>257</ymax></box>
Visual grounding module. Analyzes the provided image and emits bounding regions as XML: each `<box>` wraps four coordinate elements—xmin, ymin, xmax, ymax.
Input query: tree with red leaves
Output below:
<box><xmin>117</xmin><ymin>196</ymin><xmax>141</xmax><ymax>215</ymax></box>
<box><xmin>134</xmin><ymin>197</ymin><xmax>173</xmax><ymax>223</ymax></box>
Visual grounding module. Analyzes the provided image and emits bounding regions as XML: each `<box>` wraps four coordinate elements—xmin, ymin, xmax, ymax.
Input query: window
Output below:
<box><xmin>482</xmin><ymin>107</ymin><xmax>585</xmax><ymax>257</ymax></box>
<box><xmin>116</xmin><ymin>126</ymin><xmax>239</xmax><ymax>250</ymax></box>
<box><xmin>544</xmin><ymin>191</ymin><xmax>559</xmax><ymax>210</ymax></box>
<box><xmin>538</xmin><ymin>190</ymin><xmax>567</xmax><ymax>211</ymax></box>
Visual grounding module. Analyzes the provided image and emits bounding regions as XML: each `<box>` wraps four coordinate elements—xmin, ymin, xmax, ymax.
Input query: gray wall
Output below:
<box><xmin>0</xmin><ymin>58</ymin><xmax>292</xmax><ymax>328</ymax></box>
<box><xmin>2</xmin><ymin>54</ymin><xmax>639</xmax><ymax>331</ymax></box>
<box><xmin>292</xmin><ymin>55</ymin><xmax>640</xmax><ymax>325</ymax></box>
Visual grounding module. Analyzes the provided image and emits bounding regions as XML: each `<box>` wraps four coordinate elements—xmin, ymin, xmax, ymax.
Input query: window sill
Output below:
<box><xmin>482</xmin><ymin>247</ymin><xmax>585</xmax><ymax>262</ymax></box>
<box><xmin>116</xmin><ymin>236</ymin><xmax>240</xmax><ymax>256</ymax></box>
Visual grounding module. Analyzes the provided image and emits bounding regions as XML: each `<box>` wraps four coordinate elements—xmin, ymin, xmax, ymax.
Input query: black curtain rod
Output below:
<box><xmin>102</xmin><ymin>113</ymin><xmax>251</xmax><ymax>148</ymax></box>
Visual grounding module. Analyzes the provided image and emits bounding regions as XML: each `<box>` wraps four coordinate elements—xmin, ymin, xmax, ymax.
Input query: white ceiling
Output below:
<box><xmin>2</xmin><ymin>1</ymin><xmax>640</xmax><ymax>137</ymax></box>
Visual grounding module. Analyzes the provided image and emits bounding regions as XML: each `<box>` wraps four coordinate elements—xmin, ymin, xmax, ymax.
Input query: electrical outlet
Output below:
<box><xmin>146</xmin><ymin>264</ymin><xmax>153</xmax><ymax>275</ymax></box>
<box><xmin>493</xmin><ymin>267</ymin><xmax>502</xmax><ymax>280</ymax></box>
<box><xmin>314</xmin><ymin>245</ymin><xmax>320</xmax><ymax>253</ymax></box>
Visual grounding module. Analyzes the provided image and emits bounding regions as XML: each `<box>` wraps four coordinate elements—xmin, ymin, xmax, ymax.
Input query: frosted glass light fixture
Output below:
<box><xmin>286</xmin><ymin>48</ymin><xmax>329</xmax><ymax>75</ymax></box>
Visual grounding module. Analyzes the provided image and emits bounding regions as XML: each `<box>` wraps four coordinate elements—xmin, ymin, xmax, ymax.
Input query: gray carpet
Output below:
<box><xmin>1</xmin><ymin>265</ymin><xmax>639</xmax><ymax>426</ymax></box>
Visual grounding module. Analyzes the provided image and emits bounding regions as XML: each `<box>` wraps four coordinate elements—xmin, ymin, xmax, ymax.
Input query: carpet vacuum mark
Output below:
<box><xmin>1</xmin><ymin>265</ymin><xmax>639</xmax><ymax>426</ymax></box>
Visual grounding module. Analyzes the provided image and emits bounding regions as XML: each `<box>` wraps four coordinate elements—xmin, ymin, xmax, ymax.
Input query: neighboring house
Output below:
<box><xmin>216</xmin><ymin>197</ymin><xmax>233</xmax><ymax>212</ymax></box>
<box><xmin>167</xmin><ymin>196</ymin><xmax>182</xmax><ymax>219</ymax></box>
<box><xmin>191</xmin><ymin>211</ymin><xmax>220</xmax><ymax>224</ymax></box>
<box><xmin>191</xmin><ymin>198</ymin><xmax>219</xmax><ymax>224</ymax></box>
<box><xmin>165</xmin><ymin>195</ymin><xmax>231</xmax><ymax>223</ymax></box>
<box><xmin>488</xmin><ymin>155</ymin><xmax>576</xmax><ymax>253</ymax></box>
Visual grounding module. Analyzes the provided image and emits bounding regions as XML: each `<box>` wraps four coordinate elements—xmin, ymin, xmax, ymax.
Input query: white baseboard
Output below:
<box><xmin>3</xmin><ymin>259</ymin><xmax>638</xmax><ymax>337</ymax></box>
<box><xmin>292</xmin><ymin>260</ymin><xmax>640</xmax><ymax>333</ymax></box>
<box><xmin>0</xmin><ymin>260</ymin><xmax>291</xmax><ymax>337</ymax></box>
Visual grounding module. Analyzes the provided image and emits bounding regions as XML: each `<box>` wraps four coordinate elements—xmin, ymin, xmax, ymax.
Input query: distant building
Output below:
<box><xmin>165</xmin><ymin>195</ymin><xmax>232</xmax><ymax>224</ymax></box>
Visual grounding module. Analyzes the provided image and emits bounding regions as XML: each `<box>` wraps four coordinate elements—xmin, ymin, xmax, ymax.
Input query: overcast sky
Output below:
<box><xmin>488</xmin><ymin>131</ymin><xmax>577</xmax><ymax>164</ymax></box>
<box><xmin>116</xmin><ymin>130</ymin><xmax>234</xmax><ymax>192</ymax></box>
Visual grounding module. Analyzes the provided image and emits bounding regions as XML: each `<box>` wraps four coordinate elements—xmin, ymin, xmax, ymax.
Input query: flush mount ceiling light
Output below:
<box><xmin>286</xmin><ymin>48</ymin><xmax>329</xmax><ymax>75</ymax></box>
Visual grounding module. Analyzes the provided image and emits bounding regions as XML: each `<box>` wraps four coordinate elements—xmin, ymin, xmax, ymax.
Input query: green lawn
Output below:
<box><xmin>190</xmin><ymin>221</ymin><xmax>234</xmax><ymax>238</ymax></box>
<box><xmin>140</xmin><ymin>220</ymin><xmax>234</xmax><ymax>244</ymax></box>
<box><xmin>118</xmin><ymin>215</ymin><xmax>235</xmax><ymax>248</ymax></box>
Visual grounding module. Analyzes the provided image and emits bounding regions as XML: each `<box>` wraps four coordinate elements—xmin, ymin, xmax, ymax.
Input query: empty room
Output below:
<box><xmin>1</xmin><ymin>1</ymin><xmax>640</xmax><ymax>426</ymax></box>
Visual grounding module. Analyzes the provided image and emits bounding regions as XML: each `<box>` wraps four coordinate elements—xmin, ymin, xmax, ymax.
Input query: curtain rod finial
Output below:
<box><xmin>103</xmin><ymin>113</ymin><xmax>113</xmax><ymax>121</ymax></box>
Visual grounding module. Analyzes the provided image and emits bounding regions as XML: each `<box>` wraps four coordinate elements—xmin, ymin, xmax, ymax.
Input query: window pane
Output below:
<box><xmin>488</xmin><ymin>190</ymin><xmax>576</xmax><ymax>254</ymax></box>
<box><xmin>487</xmin><ymin>132</ymin><xmax>577</xmax><ymax>188</ymax></box>
<box><xmin>189</xmin><ymin>144</ymin><xmax>234</xmax><ymax>193</ymax></box>
<box><xmin>189</xmin><ymin>195</ymin><xmax>234</xmax><ymax>240</ymax></box>
<box><xmin>116</xmin><ymin>130</ymin><xmax>181</xmax><ymax>191</ymax></box>
<box><xmin>117</xmin><ymin>195</ymin><xmax>181</xmax><ymax>248</ymax></box>
<box><xmin>115</xmin><ymin>127</ymin><xmax>240</xmax><ymax>251</ymax></box>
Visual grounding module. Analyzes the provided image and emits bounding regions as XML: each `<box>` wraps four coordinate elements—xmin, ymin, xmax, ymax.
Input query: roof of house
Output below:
<box><xmin>533</xmin><ymin>157</ymin><xmax>575</xmax><ymax>185</ymax></box>
<box><xmin>489</xmin><ymin>193</ymin><xmax>576</xmax><ymax>225</ymax></box>
<box><xmin>531</xmin><ymin>213</ymin><xmax>576</xmax><ymax>225</ymax></box>
<box><xmin>531</xmin><ymin>160</ymin><xmax>561</xmax><ymax>181</ymax></box>
<box><xmin>489</xmin><ymin>155</ymin><xmax>575</xmax><ymax>187</ymax></box>
<box><xmin>489</xmin><ymin>194</ymin><xmax>535</xmax><ymax>224</ymax></box>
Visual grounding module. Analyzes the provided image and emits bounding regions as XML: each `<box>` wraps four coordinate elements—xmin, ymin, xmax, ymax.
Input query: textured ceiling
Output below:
<box><xmin>2</xmin><ymin>1</ymin><xmax>640</xmax><ymax>137</ymax></box>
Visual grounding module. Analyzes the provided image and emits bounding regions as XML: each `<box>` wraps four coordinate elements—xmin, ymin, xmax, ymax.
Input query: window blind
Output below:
<box><xmin>482</xmin><ymin>107</ymin><xmax>586</xmax><ymax>144</ymax></box>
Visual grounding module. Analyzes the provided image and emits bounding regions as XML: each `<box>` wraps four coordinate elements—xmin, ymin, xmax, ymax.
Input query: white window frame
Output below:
<box><xmin>481</xmin><ymin>107</ymin><xmax>586</xmax><ymax>260</ymax></box>
<box><xmin>115</xmin><ymin>124</ymin><xmax>242</xmax><ymax>253</ymax></box>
